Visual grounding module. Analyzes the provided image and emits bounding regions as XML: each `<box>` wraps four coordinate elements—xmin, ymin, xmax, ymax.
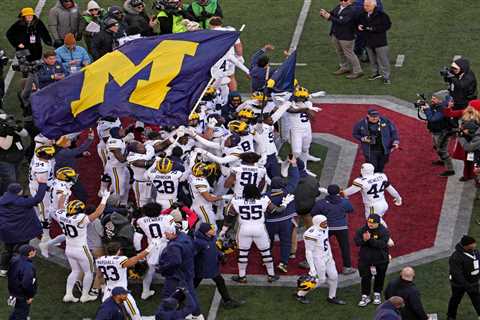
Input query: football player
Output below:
<box><xmin>225</xmin><ymin>152</ymin><xmax>266</xmax><ymax>197</ymax></box>
<box><xmin>227</xmin><ymin>120</ymin><xmax>255</xmax><ymax>153</ymax></box>
<box><xmin>127</xmin><ymin>141</ymin><xmax>155</xmax><ymax>207</ymax></box>
<box><xmin>105</xmin><ymin>127</ymin><xmax>132</xmax><ymax>205</ymax></box>
<box><xmin>96</xmin><ymin>117</ymin><xmax>121</xmax><ymax>168</ymax></box>
<box><xmin>50</xmin><ymin>190</ymin><xmax>110</xmax><ymax>303</ymax></box>
<box><xmin>96</xmin><ymin>242</ymin><xmax>151</xmax><ymax>320</ymax></box>
<box><xmin>295</xmin><ymin>215</ymin><xmax>345</xmax><ymax>305</ymax></box>
<box><xmin>221</xmin><ymin>184</ymin><xmax>294</xmax><ymax>283</ymax></box>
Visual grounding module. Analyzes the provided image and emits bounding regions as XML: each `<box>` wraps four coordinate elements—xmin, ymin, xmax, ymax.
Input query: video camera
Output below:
<box><xmin>0</xmin><ymin>112</ymin><xmax>23</xmax><ymax>132</ymax></box>
<box><xmin>413</xmin><ymin>93</ymin><xmax>428</xmax><ymax>109</ymax></box>
<box><xmin>440</xmin><ymin>66</ymin><xmax>456</xmax><ymax>82</ymax></box>
<box><xmin>11</xmin><ymin>49</ymin><xmax>42</xmax><ymax>76</ymax></box>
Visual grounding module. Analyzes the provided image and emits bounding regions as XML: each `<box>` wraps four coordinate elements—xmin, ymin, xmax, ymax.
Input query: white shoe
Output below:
<box><xmin>63</xmin><ymin>294</ymin><xmax>79</xmax><ymax>303</ymax></box>
<box><xmin>358</xmin><ymin>295</ymin><xmax>371</xmax><ymax>307</ymax></box>
<box><xmin>141</xmin><ymin>290</ymin><xmax>155</xmax><ymax>300</ymax></box>
<box><xmin>387</xmin><ymin>238</ymin><xmax>395</xmax><ymax>247</ymax></box>
<box><xmin>305</xmin><ymin>154</ymin><xmax>321</xmax><ymax>162</ymax></box>
<box><xmin>38</xmin><ymin>241</ymin><xmax>49</xmax><ymax>258</ymax></box>
<box><xmin>0</xmin><ymin>269</ymin><xmax>7</xmax><ymax>277</ymax></box>
<box><xmin>373</xmin><ymin>292</ymin><xmax>382</xmax><ymax>305</ymax></box>
<box><xmin>80</xmin><ymin>294</ymin><xmax>97</xmax><ymax>303</ymax></box>
<box><xmin>305</xmin><ymin>168</ymin><xmax>317</xmax><ymax>177</ymax></box>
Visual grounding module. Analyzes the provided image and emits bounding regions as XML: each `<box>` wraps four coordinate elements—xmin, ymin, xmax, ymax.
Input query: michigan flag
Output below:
<box><xmin>267</xmin><ymin>50</ymin><xmax>296</xmax><ymax>93</ymax></box>
<box><xmin>31</xmin><ymin>30</ymin><xmax>239</xmax><ymax>138</ymax></box>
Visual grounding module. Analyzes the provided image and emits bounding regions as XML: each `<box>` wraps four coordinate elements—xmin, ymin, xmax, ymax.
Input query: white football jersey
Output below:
<box><xmin>188</xmin><ymin>175</ymin><xmax>212</xmax><ymax>208</ymax></box>
<box><xmin>145</xmin><ymin>166</ymin><xmax>184</xmax><ymax>201</ymax></box>
<box><xmin>210</xmin><ymin>26</ymin><xmax>240</xmax><ymax>78</ymax></box>
<box><xmin>51</xmin><ymin>210</ymin><xmax>90</xmax><ymax>247</ymax></box>
<box><xmin>286</xmin><ymin>101</ymin><xmax>312</xmax><ymax>131</ymax></box>
<box><xmin>238</xmin><ymin>133</ymin><xmax>255</xmax><ymax>153</ymax></box>
<box><xmin>29</xmin><ymin>156</ymin><xmax>54</xmax><ymax>194</ymax></box>
<box><xmin>49</xmin><ymin>179</ymin><xmax>73</xmax><ymax>211</ymax></box>
<box><xmin>97</xmin><ymin>118</ymin><xmax>121</xmax><ymax>141</ymax></box>
<box><xmin>303</xmin><ymin>226</ymin><xmax>332</xmax><ymax>259</ymax></box>
<box><xmin>106</xmin><ymin>137</ymin><xmax>127</xmax><ymax>168</ymax></box>
<box><xmin>230</xmin><ymin>164</ymin><xmax>266</xmax><ymax>197</ymax></box>
<box><xmin>136</xmin><ymin>216</ymin><xmax>164</xmax><ymax>243</ymax></box>
<box><xmin>96</xmin><ymin>255</ymin><xmax>128</xmax><ymax>290</ymax></box>
<box><xmin>352</xmin><ymin>173</ymin><xmax>390</xmax><ymax>205</ymax></box>
<box><xmin>231</xmin><ymin>195</ymin><xmax>270</xmax><ymax>226</ymax></box>
<box><xmin>127</xmin><ymin>146</ymin><xmax>155</xmax><ymax>181</ymax></box>
<box><xmin>254</xmin><ymin>123</ymin><xmax>277</xmax><ymax>155</ymax></box>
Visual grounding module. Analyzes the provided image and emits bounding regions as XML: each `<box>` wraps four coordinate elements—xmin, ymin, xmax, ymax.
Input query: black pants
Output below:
<box><xmin>365</xmin><ymin>149</ymin><xmax>389</xmax><ymax>173</ymax></box>
<box><xmin>447</xmin><ymin>284</ymin><xmax>480</xmax><ymax>318</ymax></box>
<box><xmin>194</xmin><ymin>274</ymin><xmax>231</xmax><ymax>302</ymax></box>
<box><xmin>359</xmin><ymin>262</ymin><xmax>389</xmax><ymax>295</ymax></box>
<box><xmin>1</xmin><ymin>241</ymin><xmax>29</xmax><ymax>270</ymax></box>
<box><xmin>328</xmin><ymin>229</ymin><xmax>352</xmax><ymax>268</ymax></box>
<box><xmin>9</xmin><ymin>297</ymin><xmax>30</xmax><ymax>320</ymax></box>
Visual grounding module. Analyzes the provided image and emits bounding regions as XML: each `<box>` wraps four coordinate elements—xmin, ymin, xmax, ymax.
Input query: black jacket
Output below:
<box><xmin>92</xmin><ymin>29</ymin><xmax>115</xmax><ymax>61</ymax></box>
<box><xmin>354</xmin><ymin>224</ymin><xmax>390</xmax><ymax>265</ymax></box>
<box><xmin>6</xmin><ymin>17</ymin><xmax>53</xmax><ymax>61</ymax></box>
<box><xmin>8</xmin><ymin>255</ymin><xmax>37</xmax><ymax>299</ymax></box>
<box><xmin>357</xmin><ymin>8</ymin><xmax>391</xmax><ymax>48</ymax></box>
<box><xmin>449</xmin><ymin>58</ymin><xmax>478</xmax><ymax>109</ymax></box>
<box><xmin>123</xmin><ymin>0</ymin><xmax>155</xmax><ymax>37</ymax></box>
<box><xmin>329</xmin><ymin>4</ymin><xmax>357</xmax><ymax>41</ymax></box>
<box><xmin>384</xmin><ymin>277</ymin><xmax>429</xmax><ymax>320</ymax></box>
<box><xmin>449</xmin><ymin>242</ymin><xmax>480</xmax><ymax>288</ymax></box>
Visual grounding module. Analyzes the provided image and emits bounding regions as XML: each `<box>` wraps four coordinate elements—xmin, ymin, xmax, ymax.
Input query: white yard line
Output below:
<box><xmin>207</xmin><ymin>289</ymin><xmax>222</xmax><ymax>320</ymax></box>
<box><xmin>394</xmin><ymin>54</ymin><xmax>405</xmax><ymax>67</ymax></box>
<box><xmin>270</xmin><ymin>62</ymin><xmax>308</xmax><ymax>66</ymax></box>
<box><xmin>289</xmin><ymin>0</ymin><xmax>312</xmax><ymax>53</ymax></box>
<box><xmin>4</xmin><ymin>0</ymin><xmax>47</xmax><ymax>94</ymax></box>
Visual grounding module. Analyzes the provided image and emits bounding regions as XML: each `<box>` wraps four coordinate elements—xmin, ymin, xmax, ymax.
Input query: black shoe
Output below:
<box><xmin>267</xmin><ymin>275</ymin><xmax>280</xmax><ymax>282</ymax></box>
<box><xmin>383</xmin><ymin>78</ymin><xmax>391</xmax><ymax>85</ymax></box>
<box><xmin>368</xmin><ymin>73</ymin><xmax>382</xmax><ymax>80</ymax></box>
<box><xmin>327</xmin><ymin>297</ymin><xmax>347</xmax><ymax>305</ymax></box>
<box><xmin>298</xmin><ymin>260</ymin><xmax>309</xmax><ymax>269</ymax></box>
<box><xmin>295</xmin><ymin>294</ymin><xmax>310</xmax><ymax>304</ymax></box>
<box><xmin>459</xmin><ymin>176</ymin><xmax>473</xmax><ymax>182</ymax></box>
<box><xmin>74</xmin><ymin>280</ymin><xmax>82</xmax><ymax>293</ymax></box>
<box><xmin>231</xmin><ymin>275</ymin><xmax>247</xmax><ymax>283</ymax></box>
<box><xmin>223</xmin><ymin>299</ymin><xmax>245</xmax><ymax>309</ymax></box>
<box><xmin>439</xmin><ymin>170</ymin><xmax>455</xmax><ymax>177</ymax></box>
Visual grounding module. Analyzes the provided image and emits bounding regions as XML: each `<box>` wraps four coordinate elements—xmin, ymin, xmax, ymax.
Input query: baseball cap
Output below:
<box><xmin>367</xmin><ymin>109</ymin><xmax>380</xmax><ymax>116</ymax></box>
<box><xmin>112</xmin><ymin>287</ymin><xmax>130</xmax><ymax>296</ymax></box>
<box><xmin>367</xmin><ymin>214</ymin><xmax>381</xmax><ymax>224</ymax></box>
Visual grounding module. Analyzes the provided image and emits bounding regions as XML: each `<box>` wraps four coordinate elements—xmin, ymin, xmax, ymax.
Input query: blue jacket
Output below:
<box><xmin>0</xmin><ymin>183</ymin><xmax>47</xmax><ymax>243</ymax></box>
<box><xmin>37</xmin><ymin>62</ymin><xmax>66</xmax><ymax>89</ymax></box>
<box><xmin>424</xmin><ymin>102</ymin><xmax>451</xmax><ymax>133</ymax></box>
<box><xmin>194</xmin><ymin>230</ymin><xmax>221</xmax><ymax>279</ymax></box>
<box><xmin>158</xmin><ymin>232</ymin><xmax>195</xmax><ymax>283</ymax></box>
<box><xmin>54</xmin><ymin>136</ymin><xmax>93</xmax><ymax>171</ymax></box>
<box><xmin>374</xmin><ymin>301</ymin><xmax>401</xmax><ymax>320</ymax></box>
<box><xmin>250</xmin><ymin>48</ymin><xmax>272</xmax><ymax>92</ymax></box>
<box><xmin>8</xmin><ymin>255</ymin><xmax>37</xmax><ymax>299</ymax></box>
<box><xmin>55</xmin><ymin>45</ymin><xmax>91</xmax><ymax>76</ymax></box>
<box><xmin>265</xmin><ymin>165</ymin><xmax>299</xmax><ymax>223</ymax></box>
<box><xmin>352</xmin><ymin>116</ymin><xmax>399</xmax><ymax>155</ymax></box>
<box><xmin>155</xmin><ymin>290</ymin><xmax>196</xmax><ymax>320</ymax></box>
<box><xmin>95</xmin><ymin>297</ymin><xmax>126</xmax><ymax>320</ymax></box>
<box><xmin>311</xmin><ymin>194</ymin><xmax>353</xmax><ymax>230</ymax></box>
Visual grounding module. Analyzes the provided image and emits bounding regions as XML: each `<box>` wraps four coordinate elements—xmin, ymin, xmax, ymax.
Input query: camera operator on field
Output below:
<box><xmin>37</xmin><ymin>50</ymin><xmax>66</xmax><ymax>89</ymax></box>
<box><xmin>442</xmin><ymin>57</ymin><xmax>477</xmax><ymax>110</ymax></box>
<box><xmin>416</xmin><ymin>90</ymin><xmax>455</xmax><ymax>177</ymax></box>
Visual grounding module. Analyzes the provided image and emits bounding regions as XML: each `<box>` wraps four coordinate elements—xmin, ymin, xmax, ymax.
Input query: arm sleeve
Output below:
<box><xmin>388</xmin><ymin>120</ymin><xmax>400</xmax><ymax>144</ymax></box>
<box><xmin>352</xmin><ymin>121</ymin><xmax>364</xmax><ymax>142</ymax></box>
<box><xmin>176</xmin><ymin>291</ymin><xmax>196</xmax><ymax>318</ymax></box>
<box><xmin>38</xmin><ymin>20</ymin><xmax>53</xmax><ymax>46</ymax></box>
<box><xmin>303</xmin><ymin>238</ymin><xmax>317</xmax><ymax>276</ymax></box>
<box><xmin>270</xmin><ymin>101</ymin><xmax>291</xmax><ymax>123</ymax></box>
<box><xmin>385</xmin><ymin>185</ymin><xmax>401</xmax><ymax>200</ymax></box>
<box><xmin>193</xmin><ymin>135</ymin><xmax>221</xmax><ymax>150</ymax></box>
<box><xmin>341</xmin><ymin>199</ymin><xmax>354</xmax><ymax>213</ymax></box>
<box><xmin>228</xmin><ymin>54</ymin><xmax>250</xmax><ymax>75</ymax></box>
<box><xmin>329</xmin><ymin>8</ymin><xmax>355</xmax><ymax>25</ymax></box>
<box><xmin>133</xmin><ymin>232</ymin><xmax>143</xmax><ymax>251</ymax></box>
<box><xmin>409</xmin><ymin>290</ymin><xmax>430</xmax><ymax>320</ymax></box>
<box><xmin>353</xmin><ymin>228</ymin><xmax>364</xmax><ymax>246</ymax></box>
<box><xmin>203</xmin><ymin>152</ymin><xmax>239</xmax><ymax>164</ymax></box>
<box><xmin>368</xmin><ymin>228</ymin><xmax>390</xmax><ymax>248</ymax></box>
<box><xmin>18</xmin><ymin>183</ymin><xmax>48</xmax><ymax>207</ymax></box>
<box><xmin>460</xmin><ymin>136</ymin><xmax>480</xmax><ymax>152</ymax></box>
<box><xmin>285</xmin><ymin>166</ymin><xmax>300</xmax><ymax>193</ymax></box>
<box><xmin>342</xmin><ymin>185</ymin><xmax>361</xmax><ymax>197</ymax></box>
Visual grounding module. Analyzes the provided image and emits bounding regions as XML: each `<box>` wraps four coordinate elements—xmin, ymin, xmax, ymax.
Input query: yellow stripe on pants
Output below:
<box><xmin>83</xmin><ymin>246</ymin><xmax>94</xmax><ymax>273</ymax></box>
<box><xmin>125</xmin><ymin>297</ymin><xmax>136</xmax><ymax>315</ymax></box>
<box><xmin>200</xmin><ymin>206</ymin><xmax>210</xmax><ymax>224</ymax></box>
<box><xmin>112</xmin><ymin>168</ymin><xmax>120</xmax><ymax>194</ymax></box>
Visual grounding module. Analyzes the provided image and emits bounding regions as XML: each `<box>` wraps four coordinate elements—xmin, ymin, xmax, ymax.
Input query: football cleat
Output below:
<box><xmin>231</xmin><ymin>275</ymin><xmax>247</xmax><ymax>283</ymax></box>
<box><xmin>373</xmin><ymin>292</ymin><xmax>382</xmax><ymax>305</ymax></box>
<box><xmin>80</xmin><ymin>294</ymin><xmax>97</xmax><ymax>303</ymax></box>
<box><xmin>141</xmin><ymin>290</ymin><xmax>155</xmax><ymax>300</ymax></box>
<box><xmin>63</xmin><ymin>294</ymin><xmax>79</xmax><ymax>303</ymax></box>
<box><xmin>327</xmin><ymin>297</ymin><xmax>347</xmax><ymax>305</ymax></box>
<box><xmin>277</xmin><ymin>262</ymin><xmax>288</xmax><ymax>273</ymax></box>
<box><xmin>294</xmin><ymin>294</ymin><xmax>310</xmax><ymax>304</ymax></box>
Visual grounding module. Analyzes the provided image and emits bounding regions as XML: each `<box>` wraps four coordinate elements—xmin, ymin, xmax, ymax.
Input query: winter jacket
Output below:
<box><xmin>95</xmin><ymin>297</ymin><xmax>127</xmax><ymax>320</ymax></box>
<box><xmin>250</xmin><ymin>47</ymin><xmax>272</xmax><ymax>92</ymax></box>
<box><xmin>157</xmin><ymin>7</ymin><xmax>188</xmax><ymax>35</ymax></box>
<box><xmin>311</xmin><ymin>194</ymin><xmax>353</xmax><ymax>230</ymax></box>
<box><xmin>8</xmin><ymin>255</ymin><xmax>37</xmax><ymax>299</ymax></box>
<box><xmin>357</xmin><ymin>8</ymin><xmax>391</xmax><ymax>48</ymax></box>
<box><xmin>158</xmin><ymin>232</ymin><xmax>195</xmax><ymax>282</ymax></box>
<box><xmin>91</xmin><ymin>28</ymin><xmax>116</xmax><ymax>61</ymax></box>
<box><xmin>123</xmin><ymin>0</ymin><xmax>155</xmax><ymax>37</ymax></box>
<box><xmin>384</xmin><ymin>277</ymin><xmax>429</xmax><ymax>320</ymax></box>
<box><xmin>6</xmin><ymin>17</ymin><xmax>52</xmax><ymax>61</ymax></box>
<box><xmin>54</xmin><ymin>135</ymin><xmax>93</xmax><ymax>171</ymax></box>
<box><xmin>458</xmin><ymin>127</ymin><xmax>480</xmax><ymax>153</ymax></box>
<box><xmin>79</xmin><ymin>9</ymin><xmax>107</xmax><ymax>53</ymax></box>
<box><xmin>448</xmin><ymin>58</ymin><xmax>478</xmax><ymax>109</ymax></box>
<box><xmin>374</xmin><ymin>301</ymin><xmax>401</xmax><ymax>320</ymax></box>
<box><xmin>155</xmin><ymin>290</ymin><xmax>196</xmax><ymax>320</ymax></box>
<box><xmin>353</xmin><ymin>116</ymin><xmax>399</xmax><ymax>156</ymax></box>
<box><xmin>48</xmin><ymin>0</ymin><xmax>81</xmax><ymax>41</ymax></box>
<box><xmin>0</xmin><ymin>183</ymin><xmax>47</xmax><ymax>244</ymax></box>
<box><xmin>185</xmin><ymin>0</ymin><xmax>223</xmax><ymax>29</ymax></box>
<box><xmin>354</xmin><ymin>223</ymin><xmax>390</xmax><ymax>265</ymax></box>
<box><xmin>193</xmin><ymin>229</ymin><xmax>221</xmax><ymax>279</ymax></box>
<box><xmin>265</xmin><ymin>165</ymin><xmax>299</xmax><ymax>222</ymax></box>
<box><xmin>55</xmin><ymin>45</ymin><xmax>91</xmax><ymax>75</ymax></box>
<box><xmin>449</xmin><ymin>242</ymin><xmax>480</xmax><ymax>288</ymax></box>
<box><xmin>37</xmin><ymin>61</ymin><xmax>66</xmax><ymax>89</ymax></box>
<box><xmin>294</xmin><ymin>164</ymin><xmax>320</xmax><ymax>215</ymax></box>
<box><xmin>104</xmin><ymin>6</ymin><xmax>129</xmax><ymax>40</ymax></box>
<box><xmin>424</xmin><ymin>102</ymin><xmax>451</xmax><ymax>133</ymax></box>
<box><xmin>328</xmin><ymin>4</ymin><xmax>357</xmax><ymax>41</ymax></box>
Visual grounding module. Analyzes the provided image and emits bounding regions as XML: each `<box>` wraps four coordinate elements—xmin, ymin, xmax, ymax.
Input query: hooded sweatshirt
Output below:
<box><xmin>449</xmin><ymin>242</ymin><xmax>480</xmax><ymax>288</ymax></box>
<box><xmin>450</xmin><ymin>58</ymin><xmax>478</xmax><ymax>109</ymax></box>
<box><xmin>48</xmin><ymin>0</ymin><xmax>80</xmax><ymax>40</ymax></box>
<box><xmin>123</xmin><ymin>0</ymin><xmax>155</xmax><ymax>36</ymax></box>
<box><xmin>310</xmin><ymin>194</ymin><xmax>354</xmax><ymax>230</ymax></box>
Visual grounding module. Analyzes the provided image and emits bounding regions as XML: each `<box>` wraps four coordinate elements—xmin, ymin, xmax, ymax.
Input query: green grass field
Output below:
<box><xmin>1</xmin><ymin>0</ymin><xmax>480</xmax><ymax>319</ymax></box>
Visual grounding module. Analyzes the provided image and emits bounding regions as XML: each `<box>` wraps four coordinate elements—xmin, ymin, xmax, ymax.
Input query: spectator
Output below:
<box><xmin>265</xmin><ymin>158</ymin><xmax>299</xmax><ymax>273</ymax></box>
<box><xmin>445</xmin><ymin>58</ymin><xmax>478</xmax><ymax>110</ymax></box>
<box><xmin>354</xmin><ymin>213</ymin><xmax>390</xmax><ymax>307</ymax></box>
<box><xmin>0</xmin><ymin>117</ymin><xmax>26</xmax><ymax>195</ymax></box>
<box><xmin>185</xmin><ymin>0</ymin><xmax>223</xmax><ymax>29</ymax></box>
<box><xmin>95</xmin><ymin>287</ymin><xmax>130</xmax><ymax>320</ymax></box>
<box><xmin>48</xmin><ymin>0</ymin><xmax>81</xmax><ymax>48</ymax></box>
<box><xmin>447</xmin><ymin>235</ymin><xmax>480</xmax><ymax>319</ymax></box>
<box><xmin>0</xmin><ymin>177</ymin><xmax>47</xmax><ymax>276</ymax></box>
<box><xmin>123</xmin><ymin>0</ymin><xmax>156</xmax><ymax>37</ymax></box>
<box><xmin>374</xmin><ymin>296</ymin><xmax>404</xmax><ymax>320</ymax></box>
<box><xmin>6</xmin><ymin>7</ymin><xmax>53</xmax><ymax>62</ymax></box>
<box><xmin>55</xmin><ymin>33</ymin><xmax>91</xmax><ymax>75</ymax></box>
<box><xmin>319</xmin><ymin>0</ymin><xmax>363</xmax><ymax>79</ymax></box>
<box><xmin>457</xmin><ymin>120</ymin><xmax>480</xmax><ymax>183</ymax></box>
<box><xmin>7</xmin><ymin>245</ymin><xmax>37</xmax><ymax>320</ymax></box>
<box><xmin>79</xmin><ymin>1</ymin><xmax>106</xmax><ymax>56</ymax></box>
<box><xmin>250</xmin><ymin>44</ymin><xmax>274</xmax><ymax>92</ymax></box>
<box><xmin>222</xmin><ymin>92</ymin><xmax>242</xmax><ymax>123</ymax></box>
<box><xmin>92</xmin><ymin>19</ymin><xmax>119</xmax><ymax>61</ymax></box>
<box><xmin>385</xmin><ymin>267</ymin><xmax>430</xmax><ymax>320</ymax></box>
<box><xmin>312</xmin><ymin>184</ymin><xmax>356</xmax><ymax>275</ymax></box>
<box><xmin>193</xmin><ymin>223</ymin><xmax>242</xmax><ymax>308</ymax></box>
<box><xmin>37</xmin><ymin>50</ymin><xmax>66</xmax><ymax>89</ymax></box>
<box><xmin>353</xmin><ymin>108</ymin><xmax>399</xmax><ymax>172</ymax></box>
<box><xmin>353</xmin><ymin>0</ymin><xmax>384</xmax><ymax>62</ymax></box>
<box><xmin>104</xmin><ymin>6</ymin><xmax>129</xmax><ymax>40</ymax></box>
<box><xmin>155</xmin><ymin>287</ymin><xmax>197</xmax><ymax>320</ymax></box>
<box><xmin>358</xmin><ymin>0</ymin><xmax>392</xmax><ymax>84</ymax></box>
<box><xmin>155</xmin><ymin>0</ymin><xmax>188</xmax><ymax>34</ymax></box>
<box><xmin>420</xmin><ymin>90</ymin><xmax>455</xmax><ymax>176</ymax></box>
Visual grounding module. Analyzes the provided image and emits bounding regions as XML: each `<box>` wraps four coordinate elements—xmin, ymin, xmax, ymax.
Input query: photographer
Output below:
<box><xmin>457</xmin><ymin>121</ymin><xmax>480</xmax><ymax>178</ymax></box>
<box><xmin>443</xmin><ymin>58</ymin><xmax>477</xmax><ymax>110</ymax></box>
<box><xmin>418</xmin><ymin>90</ymin><xmax>455</xmax><ymax>177</ymax></box>
<box><xmin>155</xmin><ymin>287</ymin><xmax>196</xmax><ymax>320</ymax></box>
<box><xmin>6</xmin><ymin>8</ymin><xmax>52</xmax><ymax>62</ymax></box>
<box><xmin>37</xmin><ymin>50</ymin><xmax>66</xmax><ymax>89</ymax></box>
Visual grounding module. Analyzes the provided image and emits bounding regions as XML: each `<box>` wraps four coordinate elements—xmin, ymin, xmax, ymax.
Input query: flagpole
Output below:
<box><xmin>189</xmin><ymin>77</ymin><xmax>216</xmax><ymax>118</ymax></box>
<box><xmin>259</xmin><ymin>65</ymin><xmax>271</xmax><ymax>121</ymax></box>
